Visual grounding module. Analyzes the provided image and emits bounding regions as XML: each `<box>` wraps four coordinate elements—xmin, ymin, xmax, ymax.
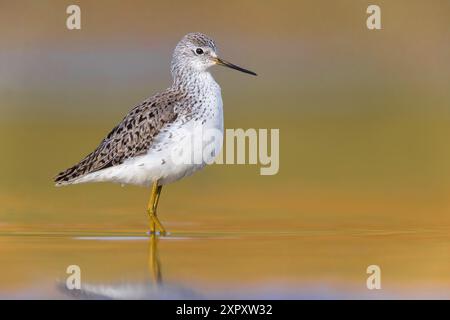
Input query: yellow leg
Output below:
<box><xmin>147</xmin><ymin>181</ymin><xmax>166</xmax><ymax>234</ymax></box>
<box><xmin>147</xmin><ymin>183</ymin><xmax>157</xmax><ymax>234</ymax></box>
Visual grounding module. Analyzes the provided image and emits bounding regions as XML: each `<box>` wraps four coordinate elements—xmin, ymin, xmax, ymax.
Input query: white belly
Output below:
<box><xmin>75</xmin><ymin>78</ymin><xmax>223</xmax><ymax>187</ymax></box>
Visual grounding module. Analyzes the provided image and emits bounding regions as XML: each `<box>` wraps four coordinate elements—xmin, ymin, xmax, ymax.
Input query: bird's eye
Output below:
<box><xmin>195</xmin><ymin>48</ymin><xmax>204</xmax><ymax>55</ymax></box>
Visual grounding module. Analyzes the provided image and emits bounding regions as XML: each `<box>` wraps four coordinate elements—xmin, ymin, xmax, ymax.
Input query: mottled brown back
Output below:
<box><xmin>54</xmin><ymin>89</ymin><xmax>180</xmax><ymax>185</ymax></box>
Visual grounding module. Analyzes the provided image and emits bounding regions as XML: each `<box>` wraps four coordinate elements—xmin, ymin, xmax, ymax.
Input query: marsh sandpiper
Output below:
<box><xmin>55</xmin><ymin>32</ymin><xmax>256</xmax><ymax>234</ymax></box>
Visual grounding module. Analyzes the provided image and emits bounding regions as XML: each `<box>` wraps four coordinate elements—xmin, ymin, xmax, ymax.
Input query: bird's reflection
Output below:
<box><xmin>148</xmin><ymin>233</ymin><xmax>162</xmax><ymax>285</ymax></box>
<box><xmin>61</xmin><ymin>234</ymin><xmax>200</xmax><ymax>299</ymax></box>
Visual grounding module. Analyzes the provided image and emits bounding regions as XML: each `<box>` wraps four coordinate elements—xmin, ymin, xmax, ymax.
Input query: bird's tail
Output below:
<box><xmin>54</xmin><ymin>155</ymin><xmax>96</xmax><ymax>186</ymax></box>
<box><xmin>54</xmin><ymin>164</ymin><xmax>81</xmax><ymax>186</ymax></box>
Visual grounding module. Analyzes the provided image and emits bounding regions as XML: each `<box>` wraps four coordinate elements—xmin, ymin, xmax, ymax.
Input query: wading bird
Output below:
<box><xmin>55</xmin><ymin>33</ymin><xmax>256</xmax><ymax>234</ymax></box>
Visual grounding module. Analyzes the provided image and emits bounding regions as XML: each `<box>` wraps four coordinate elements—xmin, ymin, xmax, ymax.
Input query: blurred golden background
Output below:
<box><xmin>0</xmin><ymin>0</ymin><xmax>450</xmax><ymax>298</ymax></box>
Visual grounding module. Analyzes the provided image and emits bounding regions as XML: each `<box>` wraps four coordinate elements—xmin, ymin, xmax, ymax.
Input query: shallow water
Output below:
<box><xmin>1</xmin><ymin>223</ymin><xmax>450</xmax><ymax>299</ymax></box>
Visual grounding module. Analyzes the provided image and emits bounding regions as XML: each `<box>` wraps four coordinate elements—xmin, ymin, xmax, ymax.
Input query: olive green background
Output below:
<box><xmin>0</xmin><ymin>1</ymin><xmax>449</xmax><ymax>298</ymax></box>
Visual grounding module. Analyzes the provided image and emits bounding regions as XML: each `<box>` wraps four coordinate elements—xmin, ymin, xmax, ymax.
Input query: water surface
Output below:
<box><xmin>2</xmin><ymin>223</ymin><xmax>450</xmax><ymax>299</ymax></box>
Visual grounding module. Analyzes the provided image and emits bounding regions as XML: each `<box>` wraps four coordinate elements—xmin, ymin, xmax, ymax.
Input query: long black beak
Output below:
<box><xmin>215</xmin><ymin>58</ymin><xmax>257</xmax><ymax>76</ymax></box>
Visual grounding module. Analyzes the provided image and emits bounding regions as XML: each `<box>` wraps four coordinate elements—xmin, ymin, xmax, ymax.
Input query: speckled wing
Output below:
<box><xmin>54</xmin><ymin>90</ymin><xmax>179</xmax><ymax>186</ymax></box>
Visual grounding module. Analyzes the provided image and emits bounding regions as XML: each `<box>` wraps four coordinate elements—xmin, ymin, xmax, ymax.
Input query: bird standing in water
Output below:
<box><xmin>55</xmin><ymin>33</ymin><xmax>256</xmax><ymax>234</ymax></box>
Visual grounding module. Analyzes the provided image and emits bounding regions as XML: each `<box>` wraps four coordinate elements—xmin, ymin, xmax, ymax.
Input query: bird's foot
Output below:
<box><xmin>146</xmin><ymin>230</ymin><xmax>169</xmax><ymax>236</ymax></box>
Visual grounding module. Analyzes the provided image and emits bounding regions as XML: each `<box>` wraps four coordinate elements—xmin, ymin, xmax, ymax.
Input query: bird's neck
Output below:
<box><xmin>171</xmin><ymin>66</ymin><xmax>217</xmax><ymax>93</ymax></box>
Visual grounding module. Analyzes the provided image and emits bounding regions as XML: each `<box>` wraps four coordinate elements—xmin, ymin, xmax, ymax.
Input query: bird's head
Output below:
<box><xmin>171</xmin><ymin>32</ymin><xmax>257</xmax><ymax>78</ymax></box>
